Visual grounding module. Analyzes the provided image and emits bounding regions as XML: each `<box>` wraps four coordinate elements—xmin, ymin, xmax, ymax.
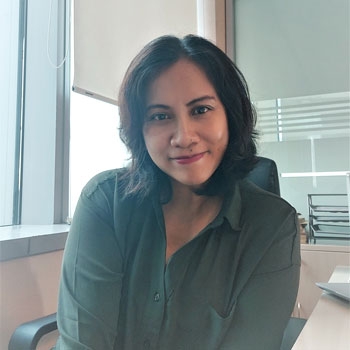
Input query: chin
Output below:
<box><xmin>173</xmin><ymin>175</ymin><xmax>212</xmax><ymax>189</ymax></box>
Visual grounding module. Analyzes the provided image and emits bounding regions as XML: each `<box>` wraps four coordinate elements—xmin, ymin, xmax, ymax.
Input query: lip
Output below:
<box><xmin>171</xmin><ymin>152</ymin><xmax>206</xmax><ymax>165</ymax></box>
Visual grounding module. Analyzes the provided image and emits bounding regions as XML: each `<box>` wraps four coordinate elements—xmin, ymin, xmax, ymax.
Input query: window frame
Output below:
<box><xmin>19</xmin><ymin>0</ymin><xmax>70</xmax><ymax>225</ymax></box>
<box><xmin>0</xmin><ymin>0</ymin><xmax>71</xmax><ymax>260</ymax></box>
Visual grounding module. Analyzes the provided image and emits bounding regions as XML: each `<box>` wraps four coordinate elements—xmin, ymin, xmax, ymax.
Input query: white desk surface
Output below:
<box><xmin>292</xmin><ymin>266</ymin><xmax>350</xmax><ymax>350</ymax></box>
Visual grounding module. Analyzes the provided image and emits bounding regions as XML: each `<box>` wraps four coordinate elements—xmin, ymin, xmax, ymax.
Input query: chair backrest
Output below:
<box><xmin>245</xmin><ymin>156</ymin><xmax>280</xmax><ymax>196</ymax></box>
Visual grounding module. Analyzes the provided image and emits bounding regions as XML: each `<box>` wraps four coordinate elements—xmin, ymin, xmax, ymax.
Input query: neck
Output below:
<box><xmin>163</xmin><ymin>180</ymin><xmax>223</xmax><ymax>223</ymax></box>
<box><xmin>162</xmin><ymin>181</ymin><xmax>224</xmax><ymax>261</ymax></box>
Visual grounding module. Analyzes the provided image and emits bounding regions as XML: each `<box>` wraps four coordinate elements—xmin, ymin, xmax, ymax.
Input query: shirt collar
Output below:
<box><xmin>217</xmin><ymin>181</ymin><xmax>242</xmax><ymax>231</ymax></box>
<box><xmin>152</xmin><ymin>179</ymin><xmax>242</xmax><ymax>232</ymax></box>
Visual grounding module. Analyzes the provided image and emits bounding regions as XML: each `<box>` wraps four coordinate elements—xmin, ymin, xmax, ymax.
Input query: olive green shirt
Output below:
<box><xmin>55</xmin><ymin>169</ymin><xmax>300</xmax><ymax>350</ymax></box>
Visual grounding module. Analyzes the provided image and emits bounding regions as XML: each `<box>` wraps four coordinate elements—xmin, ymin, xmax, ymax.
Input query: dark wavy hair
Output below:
<box><xmin>118</xmin><ymin>34</ymin><xmax>258</xmax><ymax>201</ymax></box>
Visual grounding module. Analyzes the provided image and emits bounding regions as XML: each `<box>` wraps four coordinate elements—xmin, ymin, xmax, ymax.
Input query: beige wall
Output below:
<box><xmin>197</xmin><ymin>0</ymin><xmax>226</xmax><ymax>52</ymax></box>
<box><xmin>0</xmin><ymin>250</ymin><xmax>63</xmax><ymax>349</ymax></box>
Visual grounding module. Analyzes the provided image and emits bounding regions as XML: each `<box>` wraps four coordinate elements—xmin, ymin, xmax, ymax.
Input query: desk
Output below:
<box><xmin>292</xmin><ymin>266</ymin><xmax>350</xmax><ymax>350</ymax></box>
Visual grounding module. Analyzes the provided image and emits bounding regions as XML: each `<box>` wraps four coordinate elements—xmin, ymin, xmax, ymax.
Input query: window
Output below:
<box><xmin>69</xmin><ymin>94</ymin><xmax>129</xmax><ymax>217</ymax></box>
<box><xmin>232</xmin><ymin>0</ymin><xmax>350</xmax><ymax>244</ymax></box>
<box><xmin>0</xmin><ymin>0</ymin><xmax>70</xmax><ymax>227</ymax></box>
<box><xmin>0</xmin><ymin>0</ymin><xmax>22</xmax><ymax>226</ymax></box>
<box><xmin>68</xmin><ymin>1</ymin><xmax>129</xmax><ymax>217</ymax></box>
<box><xmin>1</xmin><ymin>0</ymin><xmax>196</xmax><ymax>228</ymax></box>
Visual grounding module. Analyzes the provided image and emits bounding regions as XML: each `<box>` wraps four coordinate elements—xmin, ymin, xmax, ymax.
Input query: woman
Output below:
<box><xmin>55</xmin><ymin>35</ymin><xmax>300</xmax><ymax>350</ymax></box>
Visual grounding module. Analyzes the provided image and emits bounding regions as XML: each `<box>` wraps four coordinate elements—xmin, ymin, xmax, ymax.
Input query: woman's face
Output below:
<box><xmin>143</xmin><ymin>59</ymin><xmax>229</xmax><ymax>190</ymax></box>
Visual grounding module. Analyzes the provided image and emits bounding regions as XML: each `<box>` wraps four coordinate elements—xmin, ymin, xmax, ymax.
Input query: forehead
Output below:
<box><xmin>146</xmin><ymin>59</ymin><xmax>217</xmax><ymax>103</ymax></box>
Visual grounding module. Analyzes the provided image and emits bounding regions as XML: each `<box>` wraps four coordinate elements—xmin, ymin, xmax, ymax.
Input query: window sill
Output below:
<box><xmin>0</xmin><ymin>224</ymin><xmax>69</xmax><ymax>261</ymax></box>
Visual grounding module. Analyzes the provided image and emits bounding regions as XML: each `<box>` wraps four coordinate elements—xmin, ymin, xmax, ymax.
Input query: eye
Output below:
<box><xmin>192</xmin><ymin>106</ymin><xmax>211</xmax><ymax>115</ymax></box>
<box><xmin>147</xmin><ymin>113</ymin><xmax>170</xmax><ymax>121</ymax></box>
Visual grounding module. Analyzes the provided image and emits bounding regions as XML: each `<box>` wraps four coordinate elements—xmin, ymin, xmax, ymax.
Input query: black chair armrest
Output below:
<box><xmin>8</xmin><ymin>313</ymin><xmax>57</xmax><ymax>350</ymax></box>
<box><xmin>280</xmin><ymin>317</ymin><xmax>307</xmax><ymax>350</ymax></box>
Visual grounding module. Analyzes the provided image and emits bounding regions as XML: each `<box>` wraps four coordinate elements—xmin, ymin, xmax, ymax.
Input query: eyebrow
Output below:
<box><xmin>186</xmin><ymin>95</ymin><xmax>216</xmax><ymax>107</ymax></box>
<box><xmin>146</xmin><ymin>95</ymin><xmax>217</xmax><ymax>112</ymax></box>
<box><xmin>146</xmin><ymin>104</ymin><xmax>170</xmax><ymax>112</ymax></box>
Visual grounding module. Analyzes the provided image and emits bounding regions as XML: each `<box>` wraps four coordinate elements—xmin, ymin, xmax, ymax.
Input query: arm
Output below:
<box><xmin>55</xmin><ymin>183</ymin><xmax>124</xmax><ymax>350</ymax></box>
<box><xmin>221</xmin><ymin>211</ymin><xmax>301</xmax><ymax>350</ymax></box>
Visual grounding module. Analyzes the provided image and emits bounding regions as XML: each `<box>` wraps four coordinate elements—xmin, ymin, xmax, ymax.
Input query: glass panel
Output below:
<box><xmin>69</xmin><ymin>93</ymin><xmax>129</xmax><ymax>218</ymax></box>
<box><xmin>255</xmin><ymin>92</ymin><xmax>350</xmax><ymax>142</ymax></box>
<box><xmin>234</xmin><ymin>0</ymin><xmax>350</xmax><ymax>245</ymax></box>
<box><xmin>260</xmin><ymin>139</ymin><xmax>350</xmax><ymax>217</ymax></box>
<box><xmin>0</xmin><ymin>0</ymin><xmax>22</xmax><ymax>226</ymax></box>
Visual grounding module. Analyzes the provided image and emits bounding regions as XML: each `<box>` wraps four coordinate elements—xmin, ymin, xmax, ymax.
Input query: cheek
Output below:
<box><xmin>213</xmin><ymin>119</ymin><xmax>229</xmax><ymax>149</ymax></box>
<box><xmin>143</xmin><ymin>128</ymin><xmax>164</xmax><ymax>159</ymax></box>
<box><xmin>223</xmin><ymin>129</ymin><xmax>230</xmax><ymax>148</ymax></box>
<box><xmin>217</xmin><ymin>134</ymin><xmax>229</xmax><ymax>155</ymax></box>
<box><xmin>142</xmin><ymin>127</ymin><xmax>153</xmax><ymax>149</ymax></box>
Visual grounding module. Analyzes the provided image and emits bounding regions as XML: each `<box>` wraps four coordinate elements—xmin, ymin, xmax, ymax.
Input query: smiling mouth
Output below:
<box><xmin>171</xmin><ymin>152</ymin><xmax>206</xmax><ymax>165</ymax></box>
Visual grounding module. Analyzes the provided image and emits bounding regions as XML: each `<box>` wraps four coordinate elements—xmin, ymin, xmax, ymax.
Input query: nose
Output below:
<box><xmin>170</xmin><ymin>117</ymin><xmax>199</xmax><ymax>148</ymax></box>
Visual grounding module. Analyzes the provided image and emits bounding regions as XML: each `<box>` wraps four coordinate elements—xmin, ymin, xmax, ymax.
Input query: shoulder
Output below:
<box><xmin>238</xmin><ymin>179</ymin><xmax>296</xmax><ymax>217</ymax></box>
<box><xmin>82</xmin><ymin>168</ymin><xmax>125</xmax><ymax>199</ymax></box>
<box><xmin>237</xmin><ymin>179</ymin><xmax>298</xmax><ymax>240</ymax></box>
<box><xmin>80</xmin><ymin>167</ymin><xmax>144</xmax><ymax>216</ymax></box>
<box><xmin>236</xmin><ymin>180</ymin><xmax>300</xmax><ymax>274</ymax></box>
<box><xmin>78</xmin><ymin>168</ymin><xmax>130</xmax><ymax>216</ymax></box>
<box><xmin>74</xmin><ymin>168</ymin><xmax>131</xmax><ymax>229</ymax></box>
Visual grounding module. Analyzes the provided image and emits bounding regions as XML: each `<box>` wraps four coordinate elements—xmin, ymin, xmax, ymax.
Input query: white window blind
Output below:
<box><xmin>255</xmin><ymin>92</ymin><xmax>350</xmax><ymax>142</ymax></box>
<box><xmin>73</xmin><ymin>0</ymin><xmax>198</xmax><ymax>104</ymax></box>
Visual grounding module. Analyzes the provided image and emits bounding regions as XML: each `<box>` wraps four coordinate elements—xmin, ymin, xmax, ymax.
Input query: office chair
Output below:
<box><xmin>246</xmin><ymin>156</ymin><xmax>281</xmax><ymax>196</ymax></box>
<box><xmin>8</xmin><ymin>314</ymin><xmax>57</xmax><ymax>350</ymax></box>
<box><xmin>8</xmin><ymin>157</ymin><xmax>305</xmax><ymax>350</ymax></box>
<box><xmin>247</xmin><ymin>157</ymin><xmax>307</xmax><ymax>350</ymax></box>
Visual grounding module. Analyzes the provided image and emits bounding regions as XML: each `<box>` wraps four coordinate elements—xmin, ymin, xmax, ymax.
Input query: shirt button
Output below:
<box><xmin>153</xmin><ymin>292</ymin><xmax>160</xmax><ymax>302</ymax></box>
<box><xmin>143</xmin><ymin>339</ymin><xmax>150</xmax><ymax>349</ymax></box>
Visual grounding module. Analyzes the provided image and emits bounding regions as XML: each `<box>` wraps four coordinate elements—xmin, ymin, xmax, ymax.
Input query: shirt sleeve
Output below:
<box><xmin>220</xmin><ymin>210</ymin><xmax>301</xmax><ymax>350</ymax></box>
<box><xmin>55</xmin><ymin>181</ymin><xmax>124</xmax><ymax>350</ymax></box>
